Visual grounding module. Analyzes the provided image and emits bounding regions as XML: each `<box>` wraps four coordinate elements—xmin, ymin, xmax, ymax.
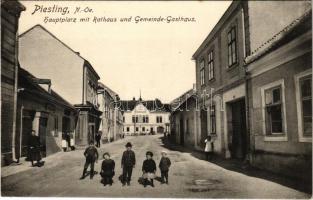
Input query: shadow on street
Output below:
<box><xmin>160</xmin><ymin>136</ymin><xmax>312</xmax><ymax>195</ymax></box>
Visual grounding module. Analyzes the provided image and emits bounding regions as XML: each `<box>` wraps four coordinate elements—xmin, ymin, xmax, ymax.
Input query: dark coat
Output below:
<box><xmin>28</xmin><ymin>135</ymin><xmax>41</xmax><ymax>161</ymax></box>
<box><xmin>95</xmin><ymin>133</ymin><xmax>101</xmax><ymax>141</ymax></box>
<box><xmin>84</xmin><ymin>146</ymin><xmax>99</xmax><ymax>162</ymax></box>
<box><xmin>101</xmin><ymin>159</ymin><xmax>115</xmax><ymax>177</ymax></box>
<box><xmin>121</xmin><ymin>150</ymin><xmax>136</xmax><ymax>167</ymax></box>
<box><xmin>159</xmin><ymin>157</ymin><xmax>171</xmax><ymax>172</ymax></box>
<box><xmin>142</xmin><ymin>159</ymin><xmax>156</xmax><ymax>173</ymax></box>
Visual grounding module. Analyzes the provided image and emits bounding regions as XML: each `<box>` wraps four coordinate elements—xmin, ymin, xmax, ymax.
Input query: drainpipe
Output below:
<box><xmin>244</xmin><ymin>71</ymin><xmax>251</xmax><ymax>164</ymax></box>
<box><xmin>12</xmin><ymin>16</ymin><xmax>21</xmax><ymax>163</ymax></box>
<box><xmin>19</xmin><ymin>105</ymin><xmax>24</xmax><ymax>162</ymax></box>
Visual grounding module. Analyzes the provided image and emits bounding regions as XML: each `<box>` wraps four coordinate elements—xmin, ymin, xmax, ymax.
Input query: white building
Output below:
<box><xmin>119</xmin><ymin>97</ymin><xmax>171</xmax><ymax>136</ymax></box>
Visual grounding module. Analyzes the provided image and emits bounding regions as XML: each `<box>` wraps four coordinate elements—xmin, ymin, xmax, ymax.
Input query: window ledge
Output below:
<box><xmin>264</xmin><ymin>135</ymin><xmax>288</xmax><ymax>142</ymax></box>
<box><xmin>226</xmin><ymin>62</ymin><xmax>239</xmax><ymax>71</ymax></box>
<box><xmin>299</xmin><ymin>137</ymin><xmax>312</xmax><ymax>143</ymax></box>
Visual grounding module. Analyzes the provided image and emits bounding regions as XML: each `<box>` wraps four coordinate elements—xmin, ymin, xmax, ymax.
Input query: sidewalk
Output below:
<box><xmin>161</xmin><ymin>137</ymin><xmax>312</xmax><ymax>194</ymax></box>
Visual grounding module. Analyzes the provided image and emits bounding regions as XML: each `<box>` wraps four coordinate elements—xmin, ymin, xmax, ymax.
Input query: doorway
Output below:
<box><xmin>229</xmin><ymin>99</ymin><xmax>247</xmax><ymax>160</ymax></box>
<box><xmin>200</xmin><ymin>108</ymin><xmax>208</xmax><ymax>146</ymax></box>
<box><xmin>88</xmin><ymin>123</ymin><xmax>95</xmax><ymax>144</ymax></box>
<box><xmin>180</xmin><ymin>119</ymin><xmax>184</xmax><ymax>146</ymax></box>
<box><xmin>39</xmin><ymin>117</ymin><xmax>48</xmax><ymax>157</ymax></box>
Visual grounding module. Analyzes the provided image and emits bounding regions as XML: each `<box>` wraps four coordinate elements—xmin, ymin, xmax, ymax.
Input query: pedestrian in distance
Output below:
<box><xmin>100</xmin><ymin>152</ymin><xmax>115</xmax><ymax>186</ymax></box>
<box><xmin>142</xmin><ymin>151</ymin><xmax>156</xmax><ymax>187</ymax></box>
<box><xmin>95</xmin><ymin>132</ymin><xmax>101</xmax><ymax>148</ymax></box>
<box><xmin>159</xmin><ymin>150</ymin><xmax>171</xmax><ymax>184</ymax></box>
<box><xmin>204</xmin><ymin>135</ymin><xmax>214</xmax><ymax>161</ymax></box>
<box><xmin>121</xmin><ymin>142</ymin><xmax>136</xmax><ymax>186</ymax></box>
<box><xmin>28</xmin><ymin>130</ymin><xmax>43</xmax><ymax>167</ymax></box>
<box><xmin>80</xmin><ymin>141</ymin><xmax>99</xmax><ymax>180</ymax></box>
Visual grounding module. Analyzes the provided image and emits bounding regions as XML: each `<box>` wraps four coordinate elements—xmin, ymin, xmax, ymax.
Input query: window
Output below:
<box><xmin>265</xmin><ymin>87</ymin><xmax>283</xmax><ymax>134</ymax></box>
<box><xmin>132</xmin><ymin>116</ymin><xmax>135</xmax><ymax>123</ymax></box>
<box><xmin>142</xmin><ymin>127</ymin><xmax>145</xmax><ymax>132</ymax></box>
<box><xmin>186</xmin><ymin>119</ymin><xmax>189</xmax><ymax>134</ymax></box>
<box><xmin>126</xmin><ymin>127</ymin><xmax>130</xmax><ymax>132</ymax></box>
<box><xmin>227</xmin><ymin>26</ymin><xmax>237</xmax><ymax>67</ymax></box>
<box><xmin>143</xmin><ymin>115</ymin><xmax>149</xmax><ymax>123</ymax></box>
<box><xmin>295</xmin><ymin>71</ymin><xmax>312</xmax><ymax>142</ymax></box>
<box><xmin>300</xmin><ymin>76</ymin><xmax>312</xmax><ymax>137</ymax></box>
<box><xmin>200</xmin><ymin>60</ymin><xmax>205</xmax><ymax>86</ymax></box>
<box><xmin>208</xmin><ymin>51</ymin><xmax>214</xmax><ymax>80</ymax></box>
<box><xmin>135</xmin><ymin>127</ymin><xmax>139</xmax><ymax>132</ymax></box>
<box><xmin>210</xmin><ymin>105</ymin><xmax>216</xmax><ymax>134</ymax></box>
<box><xmin>261</xmin><ymin>79</ymin><xmax>287</xmax><ymax>141</ymax></box>
<box><xmin>135</xmin><ymin>116</ymin><xmax>138</xmax><ymax>123</ymax></box>
<box><xmin>157</xmin><ymin>116</ymin><xmax>163</xmax><ymax>123</ymax></box>
<box><xmin>123</xmin><ymin>116</ymin><xmax>125</xmax><ymax>123</ymax></box>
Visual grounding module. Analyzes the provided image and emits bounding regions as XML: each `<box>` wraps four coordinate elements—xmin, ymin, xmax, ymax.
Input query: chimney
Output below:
<box><xmin>33</xmin><ymin>78</ymin><xmax>52</xmax><ymax>93</ymax></box>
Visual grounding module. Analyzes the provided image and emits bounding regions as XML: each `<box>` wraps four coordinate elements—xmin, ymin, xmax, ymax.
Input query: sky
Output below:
<box><xmin>18</xmin><ymin>1</ymin><xmax>232</xmax><ymax>103</ymax></box>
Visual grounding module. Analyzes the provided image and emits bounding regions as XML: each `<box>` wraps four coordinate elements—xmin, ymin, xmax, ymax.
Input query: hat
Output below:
<box><xmin>125</xmin><ymin>142</ymin><xmax>132</xmax><ymax>147</ymax></box>
<box><xmin>146</xmin><ymin>151</ymin><xmax>153</xmax><ymax>157</ymax></box>
<box><xmin>161</xmin><ymin>150</ymin><xmax>167</xmax><ymax>155</ymax></box>
<box><xmin>103</xmin><ymin>152</ymin><xmax>110</xmax><ymax>158</ymax></box>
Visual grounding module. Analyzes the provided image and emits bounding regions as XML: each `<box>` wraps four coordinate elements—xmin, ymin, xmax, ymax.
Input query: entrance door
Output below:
<box><xmin>200</xmin><ymin>109</ymin><xmax>208</xmax><ymax>146</ymax></box>
<box><xmin>88</xmin><ymin>124</ymin><xmax>95</xmax><ymax>144</ymax></box>
<box><xmin>230</xmin><ymin>99</ymin><xmax>247</xmax><ymax>160</ymax></box>
<box><xmin>21</xmin><ymin>110</ymin><xmax>35</xmax><ymax>157</ymax></box>
<box><xmin>180</xmin><ymin>119</ymin><xmax>184</xmax><ymax>146</ymax></box>
<box><xmin>39</xmin><ymin>117</ymin><xmax>48</xmax><ymax>157</ymax></box>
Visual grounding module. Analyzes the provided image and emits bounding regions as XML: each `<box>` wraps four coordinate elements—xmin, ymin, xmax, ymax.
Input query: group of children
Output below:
<box><xmin>80</xmin><ymin>141</ymin><xmax>171</xmax><ymax>188</ymax></box>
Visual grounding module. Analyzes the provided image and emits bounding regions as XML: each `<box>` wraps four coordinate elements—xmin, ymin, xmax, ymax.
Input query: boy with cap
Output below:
<box><xmin>142</xmin><ymin>151</ymin><xmax>156</xmax><ymax>187</ymax></box>
<box><xmin>121</xmin><ymin>142</ymin><xmax>136</xmax><ymax>186</ymax></box>
<box><xmin>80</xmin><ymin>141</ymin><xmax>99</xmax><ymax>180</ymax></box>
<box><xmin>159</xmin><ymin>150</ymin><xmax>171</xmax><ymax>184</ymax></box>
<box><xmin>100</xmin><ymin>152</ymin><xmax>115</xmax><ymax>186</ymax></box>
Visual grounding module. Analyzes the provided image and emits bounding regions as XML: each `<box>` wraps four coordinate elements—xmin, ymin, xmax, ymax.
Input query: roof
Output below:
<box><xmin>245</xmin><ymin>10</ymin><xmax>312</xmax><ymax>65</ymax></box>
<box><xmin>192</xmin><ymin>1</ymin><xmax>241</xmax><ymax>60</ymax></box>
<box><xmin>98</xmin><ymin>82</ymin><xmax>119</xmax><ymax>100</ymax></box>
<box><xmin>18</xmin><ymin>67</ymin><xmax>76</xmax><ymax>111</ymax></box>
<box><xmin>171</xmin><ymin>89</ymin><xmax>197</xmax><ymax>113</ymax></box>
<box><xmin>19</xmin><ymin>24</ymin><xmax>100</xmax><ymax>79</ymax></box>
<box><xmin>117</xmin><ymin>99</ymin><xmax>171</xmax><ymax>113</ymax></box>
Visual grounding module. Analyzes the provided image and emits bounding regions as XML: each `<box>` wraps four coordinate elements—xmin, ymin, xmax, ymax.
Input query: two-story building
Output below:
<box><xmin>18</xmin><ymin>25</ymin><xmax>102</xmax><ymax>146</ymax></box>
<box><xmin>1</xmin><ymin>0</ymin><xmax>25</xmax><ymax>165</ymax></box>
<box><xmin>192</xmin><ymin>1</ymin><xmax>249</xmax><ymax>159</ymax></box>
<box><xmin>120</xmin><ymin>97</ymin><xmax>171</xmax><ymax>136</ymax></box>
<box><xmin>97</xmin><ymin>82</ymin><xmax>124</xmax><ymax>142</ymax></box>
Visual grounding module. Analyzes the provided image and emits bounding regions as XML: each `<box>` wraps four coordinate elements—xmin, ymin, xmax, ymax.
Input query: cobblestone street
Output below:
<box><xmin>1</xmin><ymin>135</ymin><xmax>311</xmax><ymax>198</ymax></box>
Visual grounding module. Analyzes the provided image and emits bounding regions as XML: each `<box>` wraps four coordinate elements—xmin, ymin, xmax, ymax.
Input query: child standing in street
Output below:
<box><xmin>80</xmin><ymin>141</ymin><xmax>99</xmax><ymax>180</ymax></box>
<box><xmin>159</xmin><ymin>150</ymin><xmax>171</xmax><ymax>184</ymax></box>
<box><xmin>100</xmin><ymin>152</ymin><xmax>115</xmax><ymax>186</ymax></box>
<box><xmin>142</xmin><ymin>151</ymin><xmax>156</xmax><ymax>187</ymax></box>
<box><xmin>121</xmin><ymin>142</ymin><xmax>136</xmax><ymax>186</ymax></box>
<box><xmin>204</xmin><ymin>135</ymin><xmax>213</xmax><ymax>161</ymax></box>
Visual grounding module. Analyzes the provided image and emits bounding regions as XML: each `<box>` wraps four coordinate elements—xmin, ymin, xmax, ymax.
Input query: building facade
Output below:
<box><xmin>16</xmin><ymin>68</ymin><xmax>77</xmax><ymax>159</ymax></box>
<box><xmin>170</xmin><ymin>89</ymin><xmax>199</xmax><ymax>149</ymax></box>
<box><xmin>120</xmin><ymin>98</ymin><xmax>170</xmax><ymax>136</ymax></box>
<box><xmin>245</xmin><ymin>10</ymin><xmax>312</xmax><ymax>181</ymax></box>
<box><xmin>192</xmin><ymin>1</ymin><xmax>249</xmax><ymax>158</ymax></box>
<box><xmin>1</xmin><ymin>0</ymin><xmax>25</xmax><ymax>165</ymax></box>
<box><xmin>18</xmin><ymin>25</ymin><xmax>102</xmax><ymax>146</ymax></box>
<box><xmin>191</xmin><ymin>1</ymin><xmax>311</xmax><ymax>162</ymax></box>
<box><xmin>97</xmin><ymin>82</ymin><xmax>124</xmax><ymax>142</ymax></box>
